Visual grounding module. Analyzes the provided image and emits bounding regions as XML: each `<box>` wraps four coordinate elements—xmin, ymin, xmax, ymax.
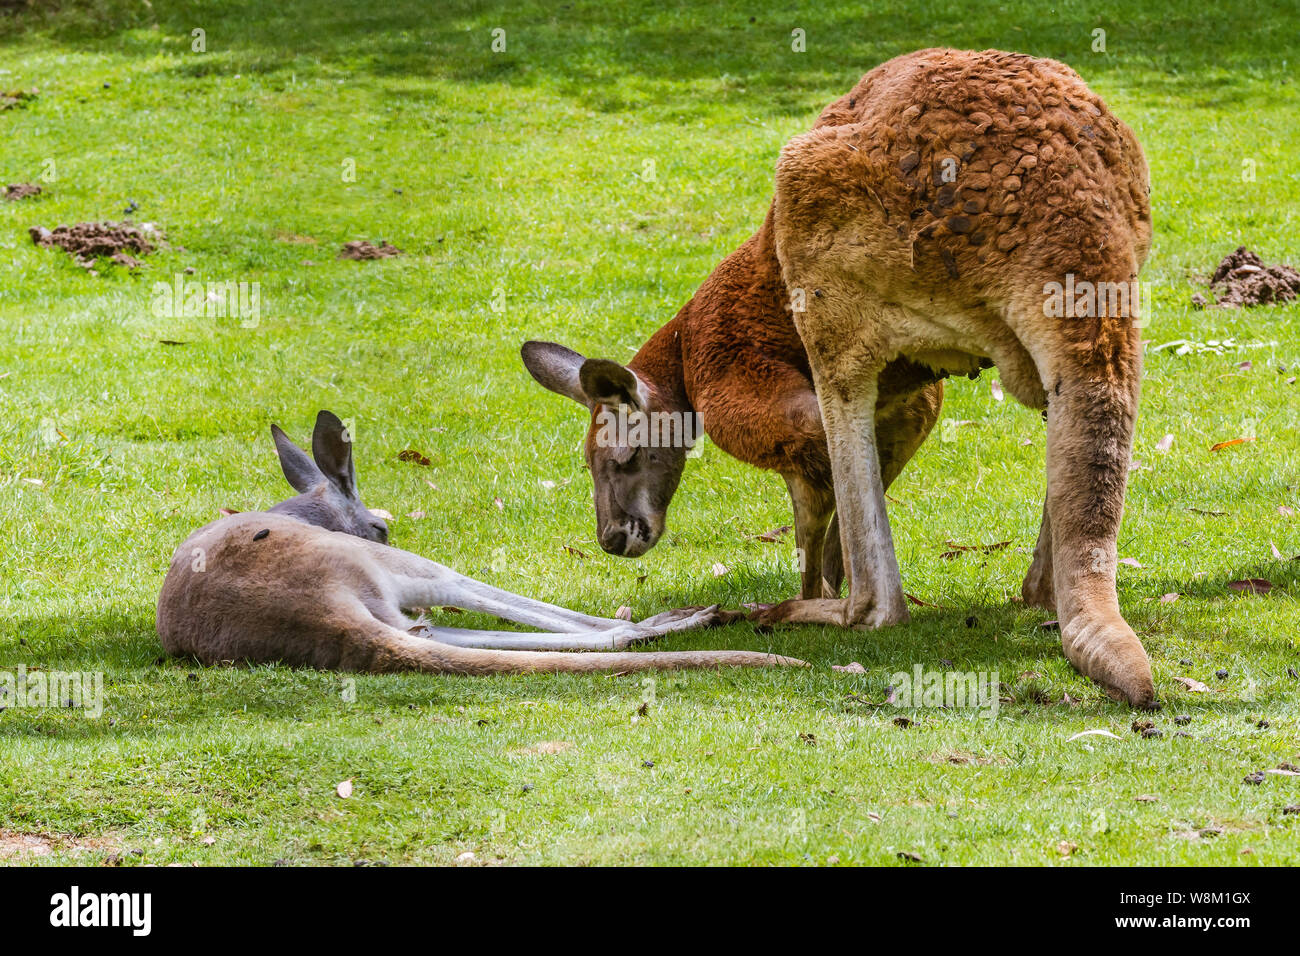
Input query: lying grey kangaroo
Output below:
<box><xmin>157</xmin><ymin>411</ymin><xmax>804</xmax><ymax>675</ymax></box>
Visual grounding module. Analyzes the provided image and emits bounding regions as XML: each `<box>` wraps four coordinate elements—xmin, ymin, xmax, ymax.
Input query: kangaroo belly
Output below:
<box><xmin>773</xmin><ymin>50</ymin><xmax>1147</xmax><ymax>411</ymax></box>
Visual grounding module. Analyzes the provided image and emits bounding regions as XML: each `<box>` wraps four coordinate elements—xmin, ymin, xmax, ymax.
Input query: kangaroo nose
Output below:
<box><xmin>601</xmin><ymin>530</ymin><xmax>628</xmax><ymax>555</ymax></box>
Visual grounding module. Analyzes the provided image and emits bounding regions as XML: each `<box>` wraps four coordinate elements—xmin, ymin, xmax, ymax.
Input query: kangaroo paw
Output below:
<box><xmin>638</xmin><ymin>606</ymin><xmax>706</xmax><ymax>628</ymax></box>
<box><xmin>748</xmin><ymin>597</ymin><xmax>854</xmax><ymax>627</ymax></box>
<box><xmin>849</xmin><ymin>601</ymin><xmax>911</xmax><ymax>630</ymax></box>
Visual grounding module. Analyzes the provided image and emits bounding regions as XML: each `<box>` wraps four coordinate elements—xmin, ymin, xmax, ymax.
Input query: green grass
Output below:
<box><xmin>1</xmin><ymin>0</ymin><xmax>1298</xmax><ymax>865</ymax></box>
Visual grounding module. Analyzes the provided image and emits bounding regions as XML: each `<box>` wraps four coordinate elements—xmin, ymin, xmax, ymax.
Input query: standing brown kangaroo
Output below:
<box><xmin>157</xmin><ymin>411</ymin><xmax>804</xmax><ymax>675</ymax></box>
<box><xmin>526</xmin><ymin>49</ymin><xmax>1155</xmax><ymax>707</ymax></box>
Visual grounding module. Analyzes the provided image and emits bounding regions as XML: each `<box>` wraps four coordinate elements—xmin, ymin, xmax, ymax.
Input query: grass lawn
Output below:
<box><xmin>1</xmin><ymin>0</ymin><xmax>1298</xmax><ymax>866</ymax></box>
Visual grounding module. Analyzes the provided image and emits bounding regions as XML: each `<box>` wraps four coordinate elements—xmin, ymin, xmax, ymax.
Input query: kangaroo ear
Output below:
<box><xmin>579</xmin><ymin>358</ymin><xmax>643</xmax><ymax>410</ymax></box>
<box><xmin>311</xmin><ymin>410</ymin><xmax>358</xmax><ymax>498</ymax></box>
<box><xmin>271</xmin><ymin>423</ymin><xmax>326</xmax><ymax>494</ymax></box>
<box><xmin>521</xmin><ymin>340</ymin><xmax>589</xmax><ymax>406</ymax></box>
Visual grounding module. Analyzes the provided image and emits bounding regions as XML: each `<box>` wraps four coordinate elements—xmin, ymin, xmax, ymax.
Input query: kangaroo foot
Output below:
<box><xmin>749</xmin><ymin>597</ymin><xmax>909</xmax><ymax>628</ymax></box>
<box><xmin>1021</xmin><ymin>566</ymin><xmax>1055</xmax><ymax>611</ymax></box>
<box><xmin>1060</xmin><ymin>612</ymin><xmax>1156</xmax><ymax>709</ymax></box>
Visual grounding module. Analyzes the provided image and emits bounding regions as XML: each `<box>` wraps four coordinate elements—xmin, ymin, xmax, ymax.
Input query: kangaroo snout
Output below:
<box><xmin>599</xmin><ymin>529</ymin><xmax>629</xmax><ymax>555</ymax></box>
<box><xmin>599</xmin><ymin>515</ymin><xmax>660</xmax><ymax>557</ymax></box>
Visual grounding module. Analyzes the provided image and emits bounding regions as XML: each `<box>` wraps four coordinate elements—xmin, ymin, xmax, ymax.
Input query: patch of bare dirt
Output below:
<box><xmin>4</xmin><ymin>183</ymin><xmax>41</xmax><ymax>201</ymax></box>
<box><xmin>29</xmin><ymin>220</ymin><xmax>164</xmax><ymax>271</ymax></box>
<box><xmin>0</xmin><ymin>88</ymin><xmax>37</xmax><ymax>111</ymax></box>
<box><xmin>0</xmin><ymin>829</ymin><xmax>118</xmax><ymax>862</ymax></box>
<box><xmin>508</xmin><ymin>740</ymin><xmax>573</xmax><ymax>757</ymax></box>
<box><xmin>338</xmin><ymin>239</ymin><xmax>403</xmax><ymax>260</ymax></box>
<box><xmin>1193</xmin><ymin>247</ymin><xmax>1300</xmax><ymax>309</ymax></box>
<box><xmin>924</xmin><ymin>749</ymin><xmax>1009</xmax><ymax>766</ymax></box>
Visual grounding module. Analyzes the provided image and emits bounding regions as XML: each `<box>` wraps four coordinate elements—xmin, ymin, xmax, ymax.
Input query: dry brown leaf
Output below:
<box><xmin>1118</xmin><ymin>557</ymin><xmax>1142</xmax><ymax>568</ymax></box>
<box><xmin>336</xmin><ymin>779</ymin><xmax>353</xmax><ymax>799</ymax></box>
<box><xmin>1210</xmin><ymin>437</ymin><xmax>1254</xmax><ymax>452</ymax></box>
<box><xmin>832</xmin><ymin>661</ymin><xmax>866</xmax><ymax>674</ymax></box>
<box><xmin>1155</xmin><ymin>433</ymin><xmax>1175</xmax><ymax>452</ymax></box>
<box><xmin>1159</xmin><ymin>592</ymin><xmax>1180</xmax><ymax>604</ymax></box>
<box><xmin>615</xmin><ymin>605</ymin><xmax>633</xmax><ymax>621</ymax></box>
<box><xmin>1057</xmin><ymin>841</ymin><xmax>1079</xmax><ymax>856</ymax></box>
<box><xmin>940</xmin><ymin>539</ymin><xmax>1010</xmax><ymax>559</ymax></box>
<box><xmin>397</xmin><ymin>448</ymin><xmax>431</xmax><ymax>466</ymax></box>
<box><xmin>990</xmin><ymin>380</ymin><xmax>1004</xmax><ymax>402</ymax></box>
<box><xmin>1280</xmin><ymin>505</ymin><xmax>1296</xmax><ymax>517</ymax></box>
<box><xmin>756</xmin><ymin>525</ymin><xmax>792</xmax><ymax>542</ymax></box>
<box><xmin>711</xmin><ymin>562</ymin><xmax>729</xmax><ymax>577</ymax></box>
<box><xmin>1227</xmin><ymin>578</ymin><xmax>1273</xmax><ymax>595</ymax></box>
<box><xmin>1173</xmin><ymin>675</ymin><xmax>1213</xmax><ymax>693</ymax></box>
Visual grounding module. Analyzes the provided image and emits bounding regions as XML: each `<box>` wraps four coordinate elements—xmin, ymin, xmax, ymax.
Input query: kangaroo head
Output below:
<box><xmin>522</xmin><ymin>340</ymin><xmax>693</xmax><ymax>558</ymax></box>
<box><xmin>266</xmin><ymin>410</ymin><xmax>389</xmax><ymax>544</ymax></box>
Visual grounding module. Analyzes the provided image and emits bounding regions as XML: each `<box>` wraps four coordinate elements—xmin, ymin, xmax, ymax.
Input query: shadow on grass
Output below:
<box><xmin>2</xmin><ymin>0</ymin><xmax>1295</xmax><ymax>116</ymax></box>
<box><xmin>0</xmin><ymin>550</ymin><xmax>1290</xmax><ymax>743</ymax></box>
